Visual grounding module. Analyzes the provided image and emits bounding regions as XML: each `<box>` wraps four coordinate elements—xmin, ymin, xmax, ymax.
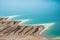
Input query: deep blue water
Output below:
<box><xmin>0</xmin><ymin>0</ymin><xmax>60</xmax><ymax>37</ymax></box>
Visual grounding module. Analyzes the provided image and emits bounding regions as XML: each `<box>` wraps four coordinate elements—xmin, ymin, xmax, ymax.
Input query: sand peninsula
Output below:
<box><xmin>0</xmin><ymin>17</ymin><xmax>59</xmax><ymax>40</ymax></box>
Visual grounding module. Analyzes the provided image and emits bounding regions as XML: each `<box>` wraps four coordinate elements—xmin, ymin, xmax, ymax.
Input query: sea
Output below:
<box><xmin>0</xmin><ymin>0</ymin><xmax>60</xmax><ymax>38</ymax></box>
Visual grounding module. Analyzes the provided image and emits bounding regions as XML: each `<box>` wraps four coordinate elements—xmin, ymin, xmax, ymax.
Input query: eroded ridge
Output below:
<box><xmin>0</xmin><ymin>17</ymin><xmax>8</xmax><ymax>24</ymax></box>
<box><xmin>0</xmin><ymin>25</ymin><xmax>44</xmax><ymax>36</ymax></box>
<box><xmin>0</xmin><ymin>17</ymin><xmax>47</xmax><ymax>40</ymax></box>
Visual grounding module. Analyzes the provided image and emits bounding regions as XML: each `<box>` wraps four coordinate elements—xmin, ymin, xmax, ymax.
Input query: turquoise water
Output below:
<box><xmin>0</xmin><ymin>0</ymin><xmax>60</xmax><ymax>37</ymax></box>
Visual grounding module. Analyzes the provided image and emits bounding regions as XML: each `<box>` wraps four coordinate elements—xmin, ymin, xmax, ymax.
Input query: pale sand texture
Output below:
<box><xmin>0</xmin><ymin>34</ymin><xmax>49</xmax><ymax>40</ymax></box>
<box><xmin>0</xmin><ymin>34</ymin><xmax>59</xmax><ymax>40</ymax></box>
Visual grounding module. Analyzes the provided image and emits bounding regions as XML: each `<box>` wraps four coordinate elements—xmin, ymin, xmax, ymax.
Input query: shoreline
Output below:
<box><xmin>7</xmin><ymin>15</ymin><xmax>55</xmax><ymax>35</ymax></box>
<box><xmin>20</xmin><ymin>22</ymin><xmax>55</xmax><ymax>35</ymax></box>
<box><xmin>1</xmin><ymin>15</ymin><xmax>59</xmax><ymax>40</ymax></box>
